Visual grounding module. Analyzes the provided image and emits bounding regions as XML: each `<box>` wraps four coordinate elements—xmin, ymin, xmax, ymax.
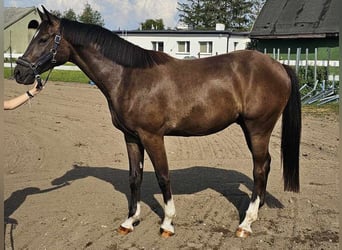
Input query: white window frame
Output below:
<box><xmin>199</xmin><ymin>41</ymin><xmax>213</xmax><ymax>55</ymax></box>
<box><xmin>152</xmin><ymin>41</ymin><xmax>164</xmax><ymax>52</ymax></box>
<box><xmin>177</xmin><ymin>41</ymin><xmax>190</xmax><ymax>54</ymax></box>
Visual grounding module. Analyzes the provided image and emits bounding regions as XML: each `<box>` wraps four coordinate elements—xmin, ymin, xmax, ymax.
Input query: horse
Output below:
<box><xmin>14</xmin><ymin>6</ymin><xmax>301</xmax><ymax>238</ymax></box>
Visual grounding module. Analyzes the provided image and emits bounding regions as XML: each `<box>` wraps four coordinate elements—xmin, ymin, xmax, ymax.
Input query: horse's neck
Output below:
<box><xmin>70</xmin><ymin>46</ymin><xmax>123</xmax><ymax>92</ymax></box>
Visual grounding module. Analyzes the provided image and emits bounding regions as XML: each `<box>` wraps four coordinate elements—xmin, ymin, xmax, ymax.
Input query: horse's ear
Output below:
<box><xmin>37</xmin><ymin>7</ymin><xmax>45</xmax><ymax>21</ymax></box>
<box><xmin>40</xmin><ymin>5</ymin><xmax>59</xmax><ymax>24</ymax></box>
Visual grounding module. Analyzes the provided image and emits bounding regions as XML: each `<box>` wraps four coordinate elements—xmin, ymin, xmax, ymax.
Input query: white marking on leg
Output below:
<box><xmin>161</xmin><ymin>198</ymin><xmax>176</xmax><ymax>233</ymax></box>
<box><xmin>238</xmin><ymin>196</ymin><xmax>260</xmax><ymax>234</ymax></box>
<box><xmin>121</xmin><ymin>202</ymin><xmax>141</xmax><ymax>230</ymax></box>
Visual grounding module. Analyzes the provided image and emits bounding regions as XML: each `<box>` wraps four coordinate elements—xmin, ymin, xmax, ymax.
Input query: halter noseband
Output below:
<box><xmin>16</xmin><ymin>33</ymin><xmax>62</xmax><ymax>89</ymax></box>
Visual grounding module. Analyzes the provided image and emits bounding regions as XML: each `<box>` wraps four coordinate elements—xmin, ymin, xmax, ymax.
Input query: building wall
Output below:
<box><xmin>4</xmin><ymin>11</ymin><xmax>40</xmax><ymax>54</ymax></box>
<box><xmin>118</xmin><ymin>32</ymin><xmax>250</xmax><ymax>59</ymax></box>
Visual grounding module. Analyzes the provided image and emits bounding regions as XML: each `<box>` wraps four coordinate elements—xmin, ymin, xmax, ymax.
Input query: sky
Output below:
<box><xmin>4</xmin><ymin>0</ymin><xmax>185</xmax><ymax>30</ymax></box>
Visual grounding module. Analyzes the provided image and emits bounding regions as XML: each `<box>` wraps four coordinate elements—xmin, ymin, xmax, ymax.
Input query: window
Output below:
<box><xmin>177</xmin><ymin>41</ymin><xmax>190</xmax><ymax>53</ymax></box>
<box><xmin>199</xmin><ymin>41</ymin><xmax>213</xmax><ymax>54</ymax></box>
<box><xmin>28</xmin><ymin>20</ymin><xmax>39</xmax><ymax>44</ymax></box>
<box><xmin>28</xmin><ymin>20</ymin><xmax>39</xmax><ymax>29</ymax></box>
<box><xmin>234</xmin><ymin>42</ymin><xmax>239</xmax><ymax>51</ymax></box>
<box><xmin>152</xmin><ymin>41</ymin><xmax>164</xmax><ymax>52</ymax></box>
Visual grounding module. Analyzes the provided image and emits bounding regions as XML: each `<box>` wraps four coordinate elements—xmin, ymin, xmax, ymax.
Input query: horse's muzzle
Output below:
<box><xmin>14</xmin><ymin>64</ymin><xmax>36</xmax><ymax>85</ymax></box>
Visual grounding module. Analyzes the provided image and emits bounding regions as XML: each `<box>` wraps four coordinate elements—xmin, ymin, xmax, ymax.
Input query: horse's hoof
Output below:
<box><xmin>160</xmin><ymin>228</ymin><xmax>175</xmax><ymax>238</ymax></box>
<box><xmin>118</xmin><ymin>225</ymin><xmax>132</xmax><ymax>235</ymax></box>
<box><xmin>235</xmin><ymin>227</ymin><xmax>251</xmax><ymax>238</ymax></box>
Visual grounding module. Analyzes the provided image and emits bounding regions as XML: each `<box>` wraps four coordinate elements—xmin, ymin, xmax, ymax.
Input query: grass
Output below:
<box><xmin>4</xmin><ymin>67</ymin><xmax>90</xmax><ymax>83</ymax></box>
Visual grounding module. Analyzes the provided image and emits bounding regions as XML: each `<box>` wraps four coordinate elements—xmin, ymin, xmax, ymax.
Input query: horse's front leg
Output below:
<box><xmin>139</xmin><ymin>131</ymin><xmax>176</xmax><ymax>238</ymax></box>
<box><xmin>118</xmin><ymin>134</ymin><xmax>145</xmax><ymax>235</ymax></box>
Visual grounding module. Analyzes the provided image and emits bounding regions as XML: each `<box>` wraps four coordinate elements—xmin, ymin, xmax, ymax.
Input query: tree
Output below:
<box><xmin>177</xmin><ymin>0</ymin><xmax>265</xmax><ymax>31</ymax></box>
<box><xmin>177</xmin><ymin>0</ymin><xmax>204</xmax><ymax>29</ymax></box>
<box><xmin>63</xmin><ymin>8</ymin><xmax>77</xmax><ymax>21</ymax></box>
<box><xmin>141</xmin><ymin>19</ymin><xmax>165</xmax><ymax>30</ymax></box>
<box><xmin>50</xmin><ymin>9</ymin><xmax>62</xmax><ymax>18</ymax></box>
<box><xmin>50</xmin><ymin>3</ymin><xmax>105</xmax><ymax>26</ymax></box>
<box><xmin>250</xmin><ymin>0</ymin><xmax>266</xmax><ymax>21</ymax></box>
<box><xmin>78</xmin><ymin>3</ymin><xmax>105</xmax><ymax>27</ymax></box>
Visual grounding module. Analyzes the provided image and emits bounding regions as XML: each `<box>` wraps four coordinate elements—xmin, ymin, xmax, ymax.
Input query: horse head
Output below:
<box><xmin>14</xmin><ymin>6</ymin><xmax>70</xmax><ymax>85</ymax></box>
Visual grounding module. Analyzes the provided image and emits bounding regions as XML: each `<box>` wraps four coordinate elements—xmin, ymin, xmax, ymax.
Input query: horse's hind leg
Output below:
<box><xmin>236</xmin><ymin>120</ymin><xmax>273</xmax><ymax>237</ymax></box>
<box><xmin>118</xmin><ymin>134</ymin><xmax>145</xmax><ymax>234</ymax></box>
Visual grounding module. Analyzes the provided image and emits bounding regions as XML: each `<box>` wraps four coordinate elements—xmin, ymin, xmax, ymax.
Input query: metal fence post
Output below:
<box><xmin>295</xmin><ymin>48</ymin><xmax>301</xmax><ymax>74</ymax></box>
<box><xmin>277</xmin><ymin>48</ymin><xmax>280</xmax><ymax>60</ymax></box>
<box><xmin>327</xmin><ymin>48</ymin><xmax>331</xmax><ymax>81</ymax></box>
<box><xmin>314</xmin><ymin>48</ymin><xmax>317</xmax><ymax>83</ymax></box>
<box><xmin>305</xmin><ymin>48</ymin><xmax>309</xmax><ymax>81</ymax></box>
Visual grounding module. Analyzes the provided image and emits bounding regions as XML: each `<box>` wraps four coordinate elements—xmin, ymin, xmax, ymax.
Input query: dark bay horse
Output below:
<box><xmin>14</xmin><ymin>7</ymin><xmax>301</xmax><ymax>238</ymax></box>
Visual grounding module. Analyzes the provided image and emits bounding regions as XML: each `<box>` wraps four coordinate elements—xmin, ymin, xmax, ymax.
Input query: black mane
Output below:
<box><xmin>60</xmin><ymin>19</ymin><xmax>171</xmax><ymax>68</ymax></box>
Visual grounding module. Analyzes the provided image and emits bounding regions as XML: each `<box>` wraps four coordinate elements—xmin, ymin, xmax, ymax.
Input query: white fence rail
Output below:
<box><xmin>265</xmin><ymin>47</ymin><xmax>339</xmax><ymax>82</ymax></box>
<box><xmin>4</xmin><ymin>52</ymin><xmax>339</xmax><ymax>104</ymax></box>
<box><xmin>4</xmin><ymin>52</ymin><xmax>339</xmax><ymax>77</ymax></box>
<box><xmin>4</xmin><ymin>53</ymin><xmax>81</xmax><ymax>71</ymax></box>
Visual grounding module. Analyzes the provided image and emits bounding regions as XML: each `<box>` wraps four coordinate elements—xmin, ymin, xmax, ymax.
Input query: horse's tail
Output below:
<box><xmin>281</xmin><ymin>64</ymin><xmax>301</xmax><ymax>192</ymax></box>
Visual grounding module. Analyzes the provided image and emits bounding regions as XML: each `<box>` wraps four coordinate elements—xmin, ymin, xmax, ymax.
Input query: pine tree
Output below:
<box><xmin>50</xmin><ymin>3</ymin><xmax>105</xmax><ymax>26</ymax></box>
<box><xmin>78</xmin><ymin>3</ymin><xmax>105</xmax><ymax>27</ymax></box>
<box><xmin>177</xmin><ymin>0</ymin><xmax>205</xmax><ymax>29</ymax></box>
<box><xmin>63</xmin><ymin>8</ymin><xmax>77</xmax><ymax>21</ymax></box>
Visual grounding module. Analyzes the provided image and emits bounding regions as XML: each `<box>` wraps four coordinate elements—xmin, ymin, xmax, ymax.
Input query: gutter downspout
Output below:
<box><xmin>226</xmin><ymin>33</ymin><xmax>231</xmax><ymax>53</ymax></box>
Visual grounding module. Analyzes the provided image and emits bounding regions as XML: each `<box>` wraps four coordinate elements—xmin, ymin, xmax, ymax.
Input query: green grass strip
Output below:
<box><xmin>4</xmin><ymin>67</ymin><xmax>90</xmax><ymax>83</ymax></box>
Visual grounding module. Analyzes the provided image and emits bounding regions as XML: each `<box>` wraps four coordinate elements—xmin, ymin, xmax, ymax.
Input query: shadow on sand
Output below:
<box><xmin>4</xmin><ymin>165</ymin><xmax>283</xmax><ymax>248</ymax></box>
<box><xmin>51</xmin><ymin>165</ymin><xmax>283</xmax><ymax>221</ymax></box>
<box><xmin>4</xmin><ymin>184</ymin><xmax>68</xmax><ymax>249</ymax></box>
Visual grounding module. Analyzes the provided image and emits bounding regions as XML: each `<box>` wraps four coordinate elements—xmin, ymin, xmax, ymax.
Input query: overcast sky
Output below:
<box><xmin>5</xmin><ymin>0</ymin><xmax>184</xmax><ymax>30</ymax></box>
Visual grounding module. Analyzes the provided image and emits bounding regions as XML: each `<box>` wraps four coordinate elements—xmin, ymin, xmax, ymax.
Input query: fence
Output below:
<box><xmin>300</xmin><ymin>79</ymin><xmax>339</xmax><ymax>105</ymax></box>
<box><xmin>4</xmin><ymin>53</ymin><xmax>80</xmax><ymax>74</ymax></box>
<box><xmin>4</xmin><ymin>48</ymin><xmax>339</xmax><ymax>105</ymax></box>
<box><xmin>264</xmin><ymin>47</ymin><xmax>339</xmax><ymax>82</ymax></box>
<box><xmin>264</xmin><ymin>47</ymin><xmax>339</xmax><ymax>105</ymax></box>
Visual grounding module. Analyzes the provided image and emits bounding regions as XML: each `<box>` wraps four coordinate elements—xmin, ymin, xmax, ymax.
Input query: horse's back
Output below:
<box><xmin>170</xmin><ymin>50</ymin><xmax>291</xmax><ymax>120</ymax></box>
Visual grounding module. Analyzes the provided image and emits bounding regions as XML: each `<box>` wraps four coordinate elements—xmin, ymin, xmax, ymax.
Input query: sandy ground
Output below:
<box><xmin>4</xmin><ymin>79</ymin><xmax>339</xmax><ymax>249</ymax></box>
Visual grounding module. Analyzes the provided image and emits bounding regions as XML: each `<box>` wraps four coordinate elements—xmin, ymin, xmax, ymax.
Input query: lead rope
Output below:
<box><xmin>27</xmin><ymin>68</ymin><xmax>53</xmax><ymax>108</ymax></box>
<box><xmin>35</xmin><ymin>67</ymin><xmax>53</xmax><ymax>90</ymax></box>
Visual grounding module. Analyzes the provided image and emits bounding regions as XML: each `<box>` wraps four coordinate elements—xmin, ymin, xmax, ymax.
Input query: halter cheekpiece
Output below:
<box><xmin>16</xmin><ymin>33</ymin><xmax>62</xmax><ymax>89</ymax></box>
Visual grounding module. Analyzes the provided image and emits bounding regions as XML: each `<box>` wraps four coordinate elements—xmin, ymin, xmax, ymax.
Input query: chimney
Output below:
<box><xmin>215</xmin><ymin>23</ymin><xmax>225</xmax><ymax>31</ymax></box>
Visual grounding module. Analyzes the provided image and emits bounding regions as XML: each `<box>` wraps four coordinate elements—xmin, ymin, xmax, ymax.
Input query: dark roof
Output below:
<box><xmin>250</xmin><ymin>0</ymin><xmax>339</xmax><ymax>39</ymax></box>
<box><xmin>113</xmin><ymin>29</ymin><xmax>250</xmax><ymax>37</ymax></box>
<box><xmin>5</xmin><ymin>7</ymin><xmax>36</xmax><ymax>29</ymax></box>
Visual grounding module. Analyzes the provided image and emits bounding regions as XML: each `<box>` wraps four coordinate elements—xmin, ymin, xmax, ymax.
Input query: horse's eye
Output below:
<box><xmin>39</xmin><ymin>36</ymin><xmax>49</xmax><ymax>44</ymax></box>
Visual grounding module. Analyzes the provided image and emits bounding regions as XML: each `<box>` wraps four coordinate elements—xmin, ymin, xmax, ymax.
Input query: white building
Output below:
<box><xmin>114</xmin><ymin>27</ymin><xmax>250</xmax><ymax>59</ymax></box>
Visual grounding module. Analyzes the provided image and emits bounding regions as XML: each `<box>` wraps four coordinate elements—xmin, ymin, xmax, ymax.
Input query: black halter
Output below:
<box><xmin>16</xmin><ymin>33</ymin><xmax>61</xmax><ymax>89</ymax></box>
